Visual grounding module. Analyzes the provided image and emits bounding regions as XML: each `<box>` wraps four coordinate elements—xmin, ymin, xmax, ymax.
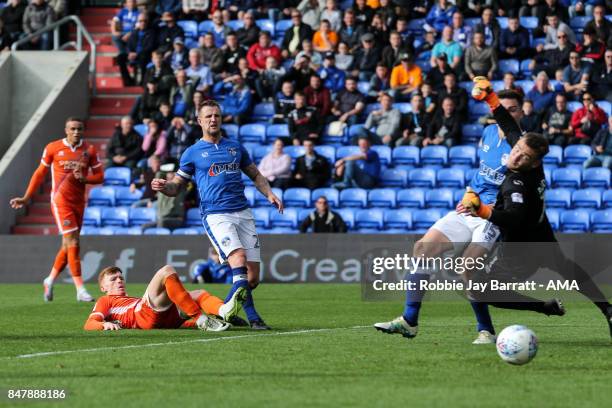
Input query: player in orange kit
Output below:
<box><xmin>9</xmin><ymin>117</ymin><xmax>104</xmax><ymax>302</ymax></box>
<box><xmin>84</xmin><ymin>265</ymin><xmax>246</xmax><ymax>331</ymax></box>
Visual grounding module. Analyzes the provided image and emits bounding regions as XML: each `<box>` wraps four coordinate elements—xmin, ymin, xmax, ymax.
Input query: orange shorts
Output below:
<box><xmin>134</xmin><ymin>295</ymin><xmax>186</xmax><ymax>329</ymax></box>
<box><xmin>51</xmin><ymin>202</ymin><xmax>84</xmax><ymax>235</ymax></box>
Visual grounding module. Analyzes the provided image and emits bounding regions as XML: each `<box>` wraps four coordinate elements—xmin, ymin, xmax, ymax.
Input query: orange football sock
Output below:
<box><xmin>197</xmin><ymin>291</ymin><xmax>223</xmax><ymax>316</ymax></box>
<box><xmin>67</xmin><ymin>246</ymin><xmax>84</xmax><ymax>289</ymax></box>
<box><xmin>164</xmin><ymin>274</ymin><xmax>201</xmax><ymax>319</ymax></box>
<box><xmin>48</xmin><ymin>248</ymin><xmax>67</xmax><ymax>283</ymax></box>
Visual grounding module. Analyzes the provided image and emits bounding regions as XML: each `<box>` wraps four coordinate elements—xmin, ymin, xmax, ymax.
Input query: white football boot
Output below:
<box><xmin>472</xmin><ymin>330</ymin><xmax>496</xmax><ymax>344</ymax></box>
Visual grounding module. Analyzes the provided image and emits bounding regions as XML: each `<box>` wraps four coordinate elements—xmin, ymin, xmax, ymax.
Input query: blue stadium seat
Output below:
<box><xmin>104</xmin><ymin>167</ymin><xmax>131</xmax><ymax>186</ymax></box>
<box><xmin>129</xmin><ymin>207</ymin><xmax>155</xmax><ymax>226</ymax></box>
<box><xmin>421</xmin><ymin>145</ymin><xmax>448</xmax><ymax>166</ymax></box>
<box><xmin>335</xmin><ymin>208</ymin><xmax>355</xmax><ymax>229</ymax></box>
<box><xmin>464</xmin><ymin>17</ymin><xmax>480</xmax><ymax>27</ymax></box>
<box><xmin>437</xmin><ymin>168</ymin><xmax>465</xmax><ymax>188</ymax></box>
<box><xmin>312</xmin><ymin>188</ymin><xmax>339</xmax><ymax>207</ymax></box>
<box><xmin>544</xmin><ymin>145</ymin><xmax>563</xmax><ymax>167</ymax></box>
<box><xmin>546</xmin><ymin>208</ymin><xmax>560</xmax><ymax>231</ymax></box>
<box><xmin>266</xmin><ymin>124</ymin><xmax>289</xmax><ymax>141</ymax></box>
<box><xmin>393</xmin><ymin>103</ymin><xmax>412</xmax><ymax>114</ymax></box>
<box><xmin>552</xmin><ymin>168</ymin><xmax>581</xmax><ymax>189</ymax></box>
<box><xmin>545</xmin><ymin>188</ymin><xmax>572</xmax><ymax>208</ymax></box>
<box><xmin>567</xmin><ymin>101</ymin><xmax>582</xmax><ymax>112</ymax></box>
<box><xmin>274</xmin><ymin>19</ymin><xmax>292</xmax><ymax>39</ymax></box>
<box><xmin>111</xmin><ymin>226</ymin><xmax>143</xmax><ymax>235</ymax></box>
<box><xmin>465</xmin><ymin>168</ymin><xmax>477</xmax><ymax>184</ymax></box>
<box><xmin>252</xmin><ymin>207</ymin><xmax>270</xmax><ymax>229</ymax></box>
<box><xmin>222</xmin><ymin>124</ymin><xmax>239</xmax><ymax>140</ymax></box>
<box><xmin>515</xmin><ymin>79</ymin><xmax>534</xmax><ymax>93</ymax></box>
<box><xmin>226</xmin><ymin>19</ymin><xmax>244</xmax><ymax>31</ymax></box>
<box><xmin>185</xmin><ymin>38</ymin><xmax>198</xmax><ymax>49</ymax></box>
<box><xmin>468</xmin><ymin>101</ymin><xmax>490</xmax><ymax>121</ymax></box>
<box><xmin>603</xmin><ymin>190</ymin><xmax>612</xmax><ymax>208</ymax></box>
<box><xmin>392</xmin><ymin>146</ymin><xmax>420</xmax><ymax>166</ymax></box>
<box><xmin>298</xmin><ymin>208</ymin><xmax>313</xmax><ymax>225</ymax></box>
<box><xmin>407</xmin><ymin>18</ymin><xmax>426</xmax><ymax>34</ymax></box>
<box><xmin>177</xmin><ymin>20</ymin><xmax>198</xmax><ymax>38</ymax></box>
<box><xmin>591</xmin><ymin>210</ymin><xmax>612</xmax><ymax>233</ymax></box>
<box><xmin>134</xmin><ymin>123</ymin><xmax>147</xmax><ymax>136</ymax></box>
<box><xmin>384</xmin><ymin>209</ymin><xmax>412</xmax><ymax>230</ymax></box>
<box><xmin>256</xmin><ymin>19</ymin><xmax>275</xmax><ymax>36</ymax></box>
<box><xmin>415</xmin><ymin>60</ymin><xmax>431</xmax><ymax>73</ymax></box>
<box><xmin>346</xmin><ymin>124</ymin><xmax>364</xmax><ymax>139</ymax></box>
<box><xmin>172</xmin><ymin>228</ymin><xmax>201</xmax><ymax>235</ymax></box>
<box><xmin>458</xmin><ymin>81</ymin><xmax>473</xmax><ymax>92</ymax></box>
<box><xmin>101</xmin><ymin>207</ymin><xmax>129</xmax><ymax>227</ymax></box>
<box><xmin>564</xmin><ymin>145</ymin><xmax>591</xmax><ymax>166</ymax></box>
<box><xmin>582</xmin><ymin>167</ymin><xmax>610</xmax><ymax>188</ymax></box>
<box><xmin>454</xmin><ymin>188</ymin><xmax>465</xmax><ymax>203</ymax></box>
<box><xmin>198</xmin><ymin>20</ymin><xmax>214</xmax><ymax>35</ymax></box>
<box><xmin>572</xmin><ymin>189</ymin><xmax>601</xmax><ymax>209</ymax></box>
<box><xmin>185</xmin><ymin>208</ymin><xmax>201</xmax><ymax>227</ymax></box>
<box><xmin>314</xmin><ymin>145</ymin><xmax>336</xmax><ymax>163</ymax></box>
<box><xmin>80</xmin><ymin>226</ymin><xmax>99</xmax><ymax>235</ymax></box>
<box><xmin>519</xmin><ymin>16</ymin><xmax>538</xmax><ymax>31</ymax></box>
<box><xmin>449</xmin><ymin>145</ymin><xmax>477</xmax><ymax>167</ymax></box>
<box><xmin>355</xmin><ymin>209</ymin><xmax>384</xmax><ymax>229</ymax></box>
<box><xmin>368</xmin><ymin>189</ymin><xmax>397</xmax><ymax>208</ymax></box>
<box><xmin>397</xmin><ymin>188</ymin><xmax>426</xmax><ymax>208</ymax></box>
<box><xmin>491</xmin><ymin>80</ymin><xmax>504</xmax><ymax>92</ymax></box>
<box><xmin>244</xmin><ymin>186</ymin><xmax>256</xmax><ymax>207</ymax></box>
<box><xmin>96</xmin><ymin>227</ymin><xmax>116</xmax><ymax>235</ymax></box>
<box><xmin>340</xmin><ymin>188</ymin><xmax>368</xmax><ymax>208</ymax></box>
<box><xmin>569</xmin><ymin>16</ymin><xmax>590</xmax><ymax>33</ymax></box>
<box><xmin>409</xmin><ymin>168</ymin><xmax>436</xmax><ymax>188</ymax></box>
<box><xmin>426</xmin><ymin>188</ymin><xmax>454</xmax><ymax>209</ymax></box>
<box><xmin>597</xmin><ymin>100</ymin><xmax>611</xmax><ymax>116</ymax></box>
<box><xmin>242</xmin><ymin>172</ymin><xmax>254</xmax><ymax>187</ymax></box>
<box><xmin>240</xmin><ymin>123</ymin><xmax>267</xmax><ymax>143</ymax></box>
<box><xmin>83</xmin><ymin>207</ymin><xmax>102</xmax><ymax>227</ymax></box>
<box><xmin>251</xmin><ymin>103</ymin><xmax>275</xmax><ymax>121</ymax></box>
<box><xmin>270</xmin><ymin>207</ymin><xmax>298</xmax><ymax>228</ymax></box>
<box><xmin>255</xmin><ymin>187</ymin><xmax>283</xmax><ymax>207</ymax></box>
<box><xmin>253</xmin><ymin>145</ymin><xmax>273</xmax><ymax>164</ymax></box>
<box><xmin>357</xmin><ymin>81</ymin><xmax>370</xmax><ymax>95</ymax></box>
<box><xmin>365</xmin><ymin>103</ymin><xmax>381</xmax><ymax>117</ymax></box>
<box><xmin>413</xmin><ymin>209</ymin><xmax>442</xmax><ymax>230</ymax></box>
<box><xmin>88</xmin><ymin>186</ymin><xmax>115</xmax><ymax>207</ymax></box>
<box><xmin>284</xmin><ymin>145</ymin><xmax>305</xmax><ymax>163</ymax></box>
<box><xmin>520</xmin><ymin>58</ymin><xmax>533</xmax><ymax>76</ymax></box>
<box><xmin>283</xmin><ymin>188</ymin><xmax>311</xmax><ymax>207</ymax></box>
<box><xmin>115</xmin><ymin>186</ymin><xmax>143</xmax><ymax>206</ymax></box>
<box><xmin>461</xmin><ymin>124</ymin><xmax>484</xmax><ymax>143</ymax></box>
<box><xmin>544</xmin><ymin>166</ymin><xmax>552</xmax><ymax>186</ymax></box>
<box><xmin>336</xmin><ymin>146</ymin><xmax>360</xmax><ymax>160</ymax></box>
<box><xmin>371</xmin><ymin>145</ymin><xmax>392</xmax><ymax>166</ymax></box>
<box><xmin>268</xmin><ymin>227</ymin><xmax>298</xmax><ymax>234</ymax></box>
<box><xmin>498</xmin><ymin>59</ymin><xmax>520</xmax><ymax>75</ymax></box>
<box><xmin>497</xmin><ymin>16</ymin><xmax>509</xmax><ymax>29</ymax></box>
<box><xmin>144</xmin><ymin>227</ymin><xmax>171</xmax><ymax>235</ymax></box>
<box><xmin>560</xmin><ymin>209</ymin><xmax>590</xmax><ymax>233</ymax></box>
<box><xmin>380</xmin><ymin>168</ymin><xmax>408</xmax><ymax>188</ymax></box>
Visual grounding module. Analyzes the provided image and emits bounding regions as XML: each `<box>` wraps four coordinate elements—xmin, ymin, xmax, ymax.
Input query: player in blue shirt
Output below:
<box><xmin>374</xmin><ymin>86</ymin><xmax>525</xmax><ymax>343</ymax></box>
<box><xmin>152</xmin><ymin>100</ymin><xmax>284</xmax><ymax>330</ymax></box>
<box><xmin>111</xmin><ymin>0</ymin><xmax>139</xmax><ymax>55</ymax></box>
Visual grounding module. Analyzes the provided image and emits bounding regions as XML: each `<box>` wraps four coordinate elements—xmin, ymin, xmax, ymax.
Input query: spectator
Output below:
<box><xmin>255</xmin><ymin>56</ymin><xmax>286</xmax><ymax>101</ymax></box>
<box><xmin>464</xmin><ymin>30</ymin><xmax>498</xmax><ymax>80</ymax></box>
<box><xmin>313</xmin><ymin>19</ymin><xmax>339</xmax><ymax>53</ymax></box>
<box><xmin>157</xmin><ymin>11</ymin><xmax>183</xmax><ymax>56</ymax></box>
<box><xmin>181</xmin><ymin>0</ymin><xmax>207</xmax><ymax>21</ymax></box>
<box><xmin>155</xmin><ymin>0</ymin><xmax>181</xmax><ymax>15</ymax></box>
<box><xmin>331</xmin><ymin>77</ymin><xmax>365</xmax><ymax>127</ymax></box>
<box><xmin>318</xmin><ymin>53</ymin><xmax>346</xmax><ymax>92</ymax></box>
<box><xmin>299</xmin><ymin>195</ymin><xmax>347</xmax><ymax>233</ymax></box>
<box><xmin>351</xmin><ymin>33</ymin><xmax>381</xmax><ymax>81</ymax></box>
<box><xmin>293</xmin><ymin>139</ymin><xmax>331</xmax><ymax>189</ymax></box>
<box><xmin>141</xmin><ymin>120</ymin><xmax>167</xmax><ymax>163</ymax></box>
<box><xmin>281</xmin><ymin>10</ymin><xmax>314</xmax><ymax>58</ymax></box>
<box><xmin>288</xmin><ymin>91</ymin><xmax>323</xmax><ymax>145</ymax></box>
<box><xmin>185</xmin><ymin>48</ymin><xmax>213</xmax><ymax>93</ymax></box>
<box><xmin>339</xmin><ymin>9</ymin><xmax>365</xmax><ymax>51</ymax></box>
<box><xmin>333</xmin><ymin>136</ymin><xmax>380</xmax><ymax>189</ymax></box>
<box><xmin>220</xmin><ymin>75</ymin><xmax>253</xmax><ymax>125</ymax></box>
<box><xmin>416</xmin><ymin>30</ymin><xmax>437</xmax><ymax>54</ymax></box>
<box><xmin>538</xmin><ymin>0</ymin><xmax>569</xmax><ymax>26</ymax></box>
<box><xmin>584</xmin><ymin>115</ymin><xmax>612</xmax><ymax>170</ymax></box>
<box><xmin>166</xmin><ymin>117</ymin><xmax>196</xmax><ymax>161</ymax></box>
<box><xmin>183</xmin><ymin>90</ymin><xmax>204</xmax><ymax>127</ymax></box>
<box><xmin>135</xmin><ymin>80</ymin><xmax>167</xmax><ymax>123</ymax></box>
<box><xmin>209</xmin><ymin>9</ymin><xmax>231</xmax><ymax>48</ymax></box>
<box><xmin>258</xmin><ymin>139</ymin><xmax>292</xmax><ymax>189</ymax></box>
<box><xmin>353</xmin><ymin>0</ymin><xmax>374</xmax><ymax>26</ymax></box>
<box><xmin>519</xmin><ymin>0</ymin><xmax>540</xmax><ymax>19</ymax></box>
<box><xmin>283</xmin><ymin>54</ymin><xmax>316</xmax><ymax>90</ymax></box>
<box><xmin>430</xmin><ymin>26</ymin><xmax>463</xmax><ymax>73</ymax></box>
<box><xmin>526</xmin><ymin>71</ymin><xmax>557</xmax><ymax>117</ymax></box>
<box><xmin>321</xmin><ymin>0</ymin><xmax>342</xmax><ymax>32</ymax></box>
<box><xmin>590</xmin><ymin>49</ymin><xmax>612</xmax><ymax>101</ymax></box>
<box><xmin>235</xmin><ymin>11</ymin><xmax>260</xmax><ymax>47</ymax></box>
<box><xmin>334</xmin><ymin>41</ymin><xmax>354</xmax><ymax>71</ymax></box>
<box><xmin>117</xmin><ymin>14</ymin><xmax>156</xmax><ymax>86</ymax></box>
<box><xmin>142</xmin><ymin>50</ymin><xmax>175</xmax><ymax>94</ymax></box>
<box><xmin>1</xmin><ymin>0</ymin><xmax>27</xmax><ymax>43</ymax></box>
<box><xmin>421</xmin><ymin>82</ymin><xmax>438</xmax><ymax>114</ymax></box>
<box><xmin>169</xmin><ymin>69</ymin><xmax>195</xmax><ymax>117</ymax></box>
<box><xmin>425</xmin><ymin>96</ymin><xmax>461</xmax><ymax>148</ymax></box>
<box><xmin>569</xmin><ymin>0</ymin><xmax>599</xmax><ymax>19</ymax></box>
<box><xmin>542</xmin><ymin>12</ymin><xmax>576</xmax><ymax>52</ymax></box>
<box><xmin>465</xmin><ymin>0</ymin><xmax>491</xmax><ymax>18</ymax></box>
<box><xmin>368</xmin><ymin>63</ymin><xmax>391</xmax><ymax>101</ymax></box>
<box><xmin>110</xmin><ymin>0</ymin><xmax>138</xmax><ymax>55</ymax></box>
<box><xmin>22</xmin><ymin>0</ymin><xmax>55</xmax><ymax>50</ymax></box>
<box><xmin>585</xmin><ymin>5</ymin><xmax>610</xmax><ymax>47</ymax></box>
<box><xmin>451</xmin><ymin>11</ymin><xmax>472</xmax><ymax>49</ymax></box>
<box><xmin>576</xmin><ymin>26</ymin><xmax>606</xmax><ymax>66</ymax></box>
<box><xmin>426</xmin><ymin>53</ymin><xmax>453</xmax><ymax>91</ymax></box>
<box><xmin>437</xmin><ymin>72</ymin><xmax>469</xmax><ymax>121</ymax></box>
<box><xmin>530</xmin><ymin>28</ymin><xmax>573</xmax><ymax>78</ymax></box>
<box><xmin>199</xmin><ymin>32</ymin><xmax>224</xmax><ymax>75</ymax></box>
<box><xmin>298</xmin><ymin>0</ymin><xmax>323</xmax><ymax>30</ymax></box>
<box><xmin>141</xmin><ymin>164</ymin><xmax>185</xmax><ymax>230</ymax></box>
<box><xmin>296</xmin><ymin>38</ymin><xmax>323</xmax><ymax>68</ymax></box>
<box><xmin>247</xmin><ymin>31</ymin><xmax>281</xmax><ymax>73</ymax></box>
<box><xmin>425</xmin><ymin>0</ymin><xmax>456</xmax><ymax>33</ymax></box>
<box><xmin>389</xmin><ymin>53</ymin><xmax>422</xmax><ymax>101</ymax></box>
<box><xmin>395</xmin><ymin>17</ymin><xmax>414</xmax><ymax>47</ymax></box>
<box><xmin>407</xmin><ymin>0</ymin><xmax>429</xmax><ymax>19</ymax></box>
<box><xmin>153</xmin><ymin>101</ymin><xmax>173</xmax><ymax>130</ymax></box>
<box><xmin>376</xmin><ymin>0</ymin><xmax>397</xmax><ymax>30</ymax></box>
<box><xmin>495</xmin><ymin>0</ymin><xmax>521</xmax><ymax>18</ymax></box>
<box><xmin>304</xmin><ymin>74</ymin><xmax>332</xmax><ymax>117</ymax></box>
<box><xmin>500</xmin><ymin>15</ymin><xmax>530</xmax><ymax>60</ymax></box>
<box><xmin>502</xmin><ymin>71</ymin><xmax>525</xmax><ymax>97</ymax></box>
<box><xmin>273</xmin><ymin>80</ymin><xmax>296</xmax><ymax>124</ymax></box>
<box><xmin>563</xmin><ymin>50</ymin><xmax>591</xmax><ymax>101</ymax></box>
<box><xmin>356</xmin><ymin>92</ymin><xmax>401</xmax><ymax>145</ymax></box>
<box><xmin>106</xmin><ymin>116</ymin><xmax>143</xmax><ymax>172</ymax></box>
<box><xmin>570</xmin><ymin>92</ymin><xmax>608</xmax><ymax>144</ymax></box>
<box><xmin>167</xmin><ymin>37</ymin><xmax>188</xmax><ymax>70</ymax></box>
<box><xmin>191</xmin><ymin>247</ymin><xmax>232</xmax><ymax>284</ymax></box>
<box><xmin>381</xmin><ymin>30</ymin><xmax>410</xmax><ymax>70</ymax></box>
<box><xmin>542</xmin><ymin>93</ymin><xmax>574</xmax><ymax>146</ymax></box>
<box><xmin>519</xmin><ymin>99</ymin><xmax>542</xmax><ymax>133</ymax></box>
<box><xmin>368</xmin><ymin>13</ymin><xmax>389</xmax><ymax>49</ymax></box>
<box><xmin>130</xmin><ymin>155</ymin><xmax>161</xmax><ymax>208</ymax></box>
<box><xmin>398</xmin><ymin>93</ymin><xmax>431</xmax><ymax>146</ymax></box>
<box><xmin>221</xmin><ymin>31</ymin><xmax>247</xmax><ymax>75</ymax></box>
<box><xmin>474</xmin><ymin>6</ymin><xmax>500</xmax><ymax>49</ymax></box>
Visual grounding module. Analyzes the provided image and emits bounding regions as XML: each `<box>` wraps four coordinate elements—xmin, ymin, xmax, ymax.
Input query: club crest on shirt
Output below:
<box><xmin>227</xmin><ymin>147</ymin><xmax>237</xmax><ymax>156</ymax></box>
<box><xmin>201</xmin><ymin>152</ymin><xmax>209</xmax><ymax>158</ymax></box>
<box><xmin>501</xmin><ymin>153</ymin><xmax>509</xmax><ymax>166</ymax></box>
<box><xmin>63</xmin><ymin>219</ymin><xmax>71</xmax><ymax>226</ymax></box>
<box><xmin>221</xmin><ymin>236</ymin><xmax>231</xmax><ymax>247</ymax></box>
<box><xmin>58</xmin><ymin>151</ymin><xmax>65</xmax><ymax>156</ymax></box>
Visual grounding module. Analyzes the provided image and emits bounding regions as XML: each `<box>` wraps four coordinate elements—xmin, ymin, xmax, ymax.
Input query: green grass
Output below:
<box><xmin>0</xmin><ymin>284</ymin><xmax>611</xmax><ymax>408</ymax></box>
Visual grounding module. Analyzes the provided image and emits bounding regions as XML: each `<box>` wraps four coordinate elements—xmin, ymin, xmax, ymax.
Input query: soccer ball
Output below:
<box><xmin>495</xmin><ymin>325</ymin><xmax>538</xmax><ymax>365</ymax></box>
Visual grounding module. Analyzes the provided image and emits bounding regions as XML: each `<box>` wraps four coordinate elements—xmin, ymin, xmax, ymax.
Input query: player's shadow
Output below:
<box><xmin>543</xmin><ymin>339</ymin><xmax>611</xmax><ymax>347</ymax></box>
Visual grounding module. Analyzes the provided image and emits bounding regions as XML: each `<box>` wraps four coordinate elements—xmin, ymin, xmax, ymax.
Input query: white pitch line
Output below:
<box><xmin>12</xmin><ymin>326</ymin><xmax>370</xmax><ymax>360</ymax></box>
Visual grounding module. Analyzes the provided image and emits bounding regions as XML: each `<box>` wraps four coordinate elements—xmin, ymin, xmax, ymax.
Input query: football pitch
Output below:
<box><xmin>1</xmin><ymin>283</ymin><xmax>610</xmax><ymax>408</ymax></box>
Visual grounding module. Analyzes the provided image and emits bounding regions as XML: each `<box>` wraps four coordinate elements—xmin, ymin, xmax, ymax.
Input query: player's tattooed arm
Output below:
<box><xmin>243</xmin><ymin>163</ymin><xmax>284</xmax><ymax>213</ymax></box>
<box><xmin>151</xmin><ymin>174</ymin><xmax>186</xmax><ymax>197</ymax></box>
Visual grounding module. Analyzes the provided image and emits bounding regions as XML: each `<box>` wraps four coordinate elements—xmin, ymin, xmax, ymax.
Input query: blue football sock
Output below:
<box><xmin>402</xmin><ymin>273</ymin><xmax>429</xmax><ymax>326</ymax></box>
<box><xmin>470</xmin><ymin>301</ymin><xmax>495</xmax><ymax>334</ymax></box>
<box><xmin>243</xmin><ymin>288</ymin><xmax>262</xmax><ymax>322</ymax></box>
<box><xmin>224</xmin><ymin>266</ymin><xmax>248</xmax><ymax>303</ymax></box>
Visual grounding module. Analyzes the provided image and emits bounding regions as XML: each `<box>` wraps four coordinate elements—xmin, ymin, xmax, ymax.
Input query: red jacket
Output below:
<box><xmin>570</xmin><ymin>105</ymin><xmax>608</xmax><ymax>139</ymax></box>
<box><xmin>246</xmin><ymin>43</ymin><xmax>281</xmax><ymax>71</ymax></box>
<box><xmin>304</xmin><ymin>86</ymin><xmax>332</xmax><ymax>117</ymax></box>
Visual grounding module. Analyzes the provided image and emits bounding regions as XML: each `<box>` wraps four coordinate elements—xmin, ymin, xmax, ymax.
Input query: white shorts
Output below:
<box><xmin>202</xmin><ymin>208</ymin><xmax>261</xmax><ymax>263</ymax></box>
<box><xmin>431</xmin><ymin>211</ymin><xmax>500</xmax><ymax>253</ymax></box>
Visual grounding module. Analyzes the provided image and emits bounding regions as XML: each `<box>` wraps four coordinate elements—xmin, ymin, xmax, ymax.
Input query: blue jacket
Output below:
<box><xmin>317</xmin><ymin>66</ymin><xmax>346</xmax><ymax>93</ymax></box>
<box><xmin>221</xmin><ymin>87</ymin><xmax>252</xmax><ymax>117</ymax></box>
<box><xmin>500</xmin><ymin>27</ymin><xmax>529</xmax><ymax>53</ymax></box>
<box><xmin>426</xmin><ymin>4</ymin><xmax>456</xmax><ymax>32</ymax></box>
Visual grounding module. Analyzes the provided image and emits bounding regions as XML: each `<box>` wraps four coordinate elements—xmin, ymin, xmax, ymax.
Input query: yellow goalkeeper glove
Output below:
<box><xmin>461</xmin><ymin>187</ymin><xmax>492</xmax><ymax>219</ymax></box>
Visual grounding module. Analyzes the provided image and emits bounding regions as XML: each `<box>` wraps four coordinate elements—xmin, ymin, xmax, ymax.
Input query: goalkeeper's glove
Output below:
<box><xmin>461</xmin><ymin>187</ymin><xmax>492</xmax><ymax>219</ymax></box>
<box><xmin>471</xmin><ymin>76</ymin><xmax>500</xmax><ymax>110</ymax></box>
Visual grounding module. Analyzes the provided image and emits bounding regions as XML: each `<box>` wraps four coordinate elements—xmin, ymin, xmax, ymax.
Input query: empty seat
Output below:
<box><xmin>185</xmin><ymin>208</ymin><xmax>201</xmax><ymax>227</ymax></box>
<box><xmin>355</xmin><ymin>209</ymin><xmax>384</xmax><ymax>229</ymax></box>
<box><xmin>172</xmin><ymin>228</ymin><xmax>201</xmax><ymax>235</ymax></box>
<box><xmin>255</xmin><ymin>19</ymin><xmax>275</xmax><ymax>35</ymax></box>
<box><xmin>177</xmin><ymin>21</ymin><xmax>197</xmax><ymax>38</ymax></box>
<box><xmin>251</xmin><ymin>103</ymin><xmax>275</xmax><ymax>121</ymax></box>
<box><xmin>111</xmin><ymin>226</ymin><xmax>143</xmax><ymax>235</ymax></box>
<box><xmin>371</xmin><ymin>145</ymin><xmax>392</xmax><ymax>166</ymax></box>
<box><xmin>270</xmin><ymin>207</ymin><xmax>298</xmax><ymax>228</ymax></box>
<box><xmin>222</xmin><ymin>124</ymin><xmax>239</xmax><ymax>140</ymax></box>
<box><xmin>603</xmin><ymin>190</ymin><xmax>612</xmax><ymax>208</ymax></box>
<box><xmin>312</xmin><ymin>188</ymin><xmax>339</xmax><ymax>207</ymax></box>
<box><xmin>335</xmin><ymin>208</ymin><xmax>355</xmax><ymax>229</ymax></box>
<box><xmin>564</xmin><ymin>145</ymin><xmax>592</xmax><ymax>166</ymax></box>
<box><xmin>83</xmin><ymin>206</ymin><xmax>102</xmax><ymax>227</ymax></box>
<box><xmin>336</xmin><ymin>146</ymin><xmax>360</xmax><ymax>160</ymax></box>
<box><xmin>314</xmin><ymin>145</ymin><xmax>336</xmax><ymax>163</ymax></box>
<box><xmin>569</xmin><ymin>16</ymin><xmax>590</xmax><ymax>33</ymax></box>
<box><xmin>253</xmin><ymin>145</ymin><xmax>272</xmax><ymax>163</ymax></box>
<box><xmin>426</xmin><ymin>189</ymin><xmax>454</xmax><ymax>209</ymax></box>
<box><xmin>198</xmin><ymin>20</ymin><xmax>214</xmax><ymax>34</ymax></box>
<box><xmin>101</xmin><ymin>207</ymin><xmax>129</xmax><ymax>227</ymax></box>
<box><xmin>226</xmin><ymin>19</ymin><xmax>244</xmax><ymax>31</ymax></box>
<box><xmin>591</xmin><ymin>210</ymin><xmax>612</xmax><ymax>233</ymax></box>
<box><xmin>357</xmin><ymin>81</ymin><xmax>370</xmax><ymax>95</ymax></box>
<box><xmin>368</xmin><ymin>188</ymin><xmax>397</xmax><ymax>208</ymax></box>
<box><xmin>104</xmin><ymin>167</ymin><xmax>131</xmax><ymax>186</ymax></box>
<box><xmin>437</xmin><ymin>168</ymin><xmax>465</xmax><ymax>188</ymax></box>
<box><xmin>582</xmin><ymin>167</ymin><xmax>610</xmax><ymax>188</ymax></box>
<box><xmin>397</xmin><ymin>188</ymin><xmax>425</xmax><ymax>208</ymax></box>
<box><xmin>240</xmin><ymin>123</ymin><xmax>267</xmax><ymax>143</ymax></box>
<box><xmin>465</xmin><ymin>168</ymin><xmax>478</xmax><ymax>184</ymax></box>
<box><xmin>380</xmin><ymin>168</ymin><xmax>408</xmax><ymax>188</ymax></box>
<box><xmin>392</xmin><ymin>146</ymin><xmax>420</xmax><ymax>166</ymax></box>
<box><xmin>545</xmin><ymin>208</ymin><xmax>560</xmax><ymax>231</ymax></box>
<box><xmin>384</xmin><ymin>209</ymin><xmax>412</xmax><ymax>230</ymax></box>
<box><xmin>409</xmin><ymin>168</ymin><xmax>436</xmax><ymax>188</ymax></box>
<box><xmin>283</xmin><ymin>188</ymin><xmax>311</xmax><ymax>207</ymax></box>
<box><xmin>560</xmin><ymin>209</ymin><xmax>590</xmax><ymax>233</ymax></box>
<box><xmin>461</xmin><ymin>124</ymin><xmax>484</xmax><ymax>143</ymax></box>
<box><xmin>572</xmin><ymin>189</ymin><xmax>601</xmax><ymax>209</ymax></box>
<box><xmin>468</xmin><ymin>102</ymin><xmax>490</xmax><ymax>121</ymax></box>
<box><xmin>252</xmin><ymin>207</ymin><xmax>270</xmax><ymax>229</ymax></box>
<box><xmin>115</xmin><ymin>186</ymin><xmax>143</xmax><ymax>206</ymax></box>
<box><xmin>421</xmin><ymin>145</ymin><xmax>448</xmax><ymax>166</ymax></box>
<box><xmin>393</xmin><ymin>102</ymin><xmax>412</xmax><ymax>113</ymax></box>
<box><xmin>552</xmin><ymin>168</ymin><xmax>581</xmax><ymax>189</ymax></box>
<box><xmin>144</xmin><ymin>227</ymin><xmax>171</xmax><ymax>235</ymax></box>
<box><xmin>266</xmin><ymin>124</ymin><xmax>290</xmax><ymax>141</ymax></box>
<box><xmin>498</xmin><ymin>59</ymin><xmax>520</xmax><ymax>74</ymax></box>
<box><xmin>545</xmin><ymin>189</ymin><xmax>572</xmax><ymax>208</ymax></box>
<box><xmin>88</xmin><ymin>186</ymin><xmax>115</xmax><ymax>206</ymax></box>
<box><xmin>544</xmin><ymin>145</ymin><xmax>563</xmax><ymax>166</ymax></box>
<box><xmin>129</xmin><ymin>207</ymin><xmax>155</xmax><ymax>226</ymax></box>
<box><xmin>274</xmin><ymin>19</ymin><xmax>292</xmax><ymax>38</ymax></box>
<box><xmin>413</xmin><ymin>209</ymin><xmax>442</xmax><ymax>229</ymax></box>
<box><xmin>340</xmin><ymin>188</ymin><xmax>368</xmax><ymax>208</ymax></box>
<box><xmin>244</xmin><ymin>186</ymin><xmax>256</xmax><ymax>207</ymax></box>
<box><xmin>449</xmin><ymin>145</ymin><xmax>477</xmax><ymax>167</ymax></box>
<box><xmin>255</xmin><ymin>187</ymin><xmax>283</xmax><ymax>207</ymax></box>
<box><xmin>598</xmin><ymin>100</ymin><xmax>611</xmax><ymax>117</ymax></box>
<box><xmin>519</xmin><ymin>16</ymin><xmax>538</xmax><ymax>31</ymax></box>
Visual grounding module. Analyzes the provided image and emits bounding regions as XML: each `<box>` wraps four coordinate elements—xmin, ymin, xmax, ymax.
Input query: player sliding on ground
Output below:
<box><xmin>9</xmin><ymin>117</ymin><xmax>103</xmax><ymax>303</ymax></box>
<box><xmin>152</xmin><ymin>100</ymin><xmax>283</xmax><ymax>330</ymax></box>
<box><xmin>84</xmin><ymin>265</ymin><xmax>246</xmax><ymax>331</ymax></box>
